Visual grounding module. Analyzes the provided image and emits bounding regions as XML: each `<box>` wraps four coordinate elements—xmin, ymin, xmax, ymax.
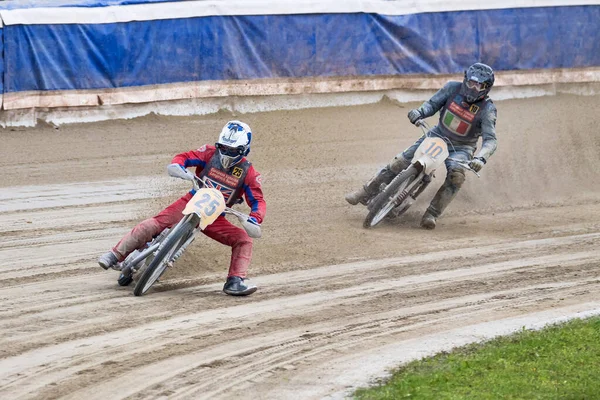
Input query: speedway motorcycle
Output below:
<box><xmin>363</xmin><ymin>120</ymin><xmax>479</xmax><ymax>228</ymax></box>
<box><xmin>112</xmin><ymin>176</ymin><xmax>260</xmax><ymax>296</ymax></box>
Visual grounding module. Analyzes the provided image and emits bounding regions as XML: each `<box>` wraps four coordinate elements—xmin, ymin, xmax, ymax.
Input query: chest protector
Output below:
<box><xmin>438</xmin><ymin>89</ymin><xmax>490</xmax><ymax>143</ymax></box>
<box><xmin>198</xmin><ymin>153</ymin><xmax>251</xmax><ymax>207</ymax></box>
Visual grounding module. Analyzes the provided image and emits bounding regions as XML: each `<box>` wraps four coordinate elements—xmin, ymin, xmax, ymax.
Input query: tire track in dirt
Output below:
<box><xmin>1</xmin><ymin>233</ymin><xmax>597</xmax><ymax>347</ymax></box>
<box><xmin>0</xmin><ymin>179</ymin><xmax>171</xmax><ymax>213</ymax></box>
<box><xmin>1</xmin><ymin>96</ymin><xmax>599</xmax><ymax>399</ymax></box>
<box><xmin>0</xmin><ymin>203</ymin><xmax>140</xmax><ymax>235</ymax></box>
<box><xmin>1</xmin><ymin>239</ymin><xmax>599</xmax><ymax>398</ymax></box>
<box><xmin>39</xmin><ymin>280</ymin><xmax>600</xmax><ymax>400</ymax></box>
<box><xmin>266</xmin><ymin>301</ymin><xmax>600</xmax><ymax>400</ymax></box>
<box><xmin>165</xmin><ymin>284</ymin><xmax>597</xmax><ymax>400</ymax></box>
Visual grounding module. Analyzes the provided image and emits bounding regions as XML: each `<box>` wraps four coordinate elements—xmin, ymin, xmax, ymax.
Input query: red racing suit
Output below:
<box><xmin>112</xmin><ymin>145</ymin><xmax>266</xmax><ymax>278</ymax></box>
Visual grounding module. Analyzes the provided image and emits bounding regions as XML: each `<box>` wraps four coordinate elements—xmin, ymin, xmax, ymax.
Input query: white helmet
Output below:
<box><xmin>216</xmin><ymin>120</ymin><xmax>252</xmax><ymax>169</ymax></box>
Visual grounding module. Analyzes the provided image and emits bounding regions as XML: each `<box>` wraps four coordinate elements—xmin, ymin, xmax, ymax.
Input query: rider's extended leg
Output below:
<box><xmin>421</xmin><ymin>148</ymin><xmax>473</xmax><ymax>229</ymax></box>
<box><xmin>99</xmin><ymin>193</ymin><xmax>192</xmax><ymax>269</ymax></box>
<box><xmin>345</xmin><ymin>157</ymin><xmax>408</xmax><ymax>205</ymax></box>
<box><xmin>345</xmin><ymin>137</ymin><xmax>423</xmax><ymax>205</ymax></box>
<box><xmin>366</xmin><ymin>155</ymin><xmax>411</xmax><ymax>194</ymax></box>
<box><xmin>202</xmin><ymin>216</ymin><xmax>257</xmax><ymax>296</ymax></box>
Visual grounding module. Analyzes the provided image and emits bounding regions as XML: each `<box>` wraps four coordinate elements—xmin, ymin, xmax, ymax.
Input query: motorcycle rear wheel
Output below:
<box><xmin>133</xmin><ymin>214</ymin><xmax>198</xmax><ymax>296</ymax></box>
<box><xmin>363</xmin><ymin>166</ymin><xmax>418</xmax><ymax>228</ymax></box>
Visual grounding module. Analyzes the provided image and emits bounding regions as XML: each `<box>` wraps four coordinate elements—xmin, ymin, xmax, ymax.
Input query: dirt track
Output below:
<box><xmin>1</xmin><ymin>94</ymin><xmax>600</xmax><ymax>399</ymax></box>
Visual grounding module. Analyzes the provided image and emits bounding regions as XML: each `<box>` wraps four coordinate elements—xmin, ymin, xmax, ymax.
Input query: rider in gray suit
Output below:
<box><xmin>346</xmin><ymin>63</ymin><xmax>498</xmax><ymax>230</ymax></box>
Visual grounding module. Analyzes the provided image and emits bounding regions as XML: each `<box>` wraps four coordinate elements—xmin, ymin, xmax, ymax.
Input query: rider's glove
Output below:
<box><xmin>407</xmin><ymin>109</ymin><xmax>423</xmax><ymax>125</ymax></box>
<box><xmin>167</xmin><ymin>163</ymin><xmax>195</xmax><ymax>181</ymax></box>
<box><xmin>469</xmin><ymin>157</ymin><xmax>486</xmax><ymax>173</ymax></box>
<box><xmin>239</xmin><ymin>216</ymin><xmax>262</xmax><ymax>239</ymax></box>
<box><xmin>246</xmin><ymin>216</ymin><xmax>260</xmax><ymax>226</ymax></box>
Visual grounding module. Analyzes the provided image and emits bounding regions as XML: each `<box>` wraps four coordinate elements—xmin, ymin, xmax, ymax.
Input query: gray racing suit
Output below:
<box><xmin>366</xmin><ymin>81</ymin><xmax>498</xmax><ymax>218</ymax></box>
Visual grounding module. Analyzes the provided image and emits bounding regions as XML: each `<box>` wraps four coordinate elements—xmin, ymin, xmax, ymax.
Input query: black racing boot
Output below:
<box><xmin>223</xmin><ymin>276</ymin><xmax>257</xmax><ymax>296</ymax></box>
<box><xmin>420</xmin><ymin>211</ymin><xmax>437</xmax><ymax>230</ymax></box>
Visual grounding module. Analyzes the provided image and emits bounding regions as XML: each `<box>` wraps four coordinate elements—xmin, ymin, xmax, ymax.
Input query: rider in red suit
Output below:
<box><xmin>98</xmin><ymin>121</ymin><xmax>266</xmax><ymax>296</ymax></box>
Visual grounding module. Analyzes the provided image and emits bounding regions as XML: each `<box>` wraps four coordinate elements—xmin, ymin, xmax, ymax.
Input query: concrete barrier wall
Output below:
<box><xmin>0</xmin><ymin>0</ymin><xmax>598</xmax><ymax>125</ymax></box>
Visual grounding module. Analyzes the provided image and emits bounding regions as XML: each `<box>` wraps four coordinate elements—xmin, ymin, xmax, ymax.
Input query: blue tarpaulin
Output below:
<box><xmin>0</xmin><ymin>0</ymin><xmax>173</xmax><ymax>10</ymax></box>
<box><xmin>0</xmin><ymin>0</ymin><xmax>598</xmax><ymax>108</ymax></box>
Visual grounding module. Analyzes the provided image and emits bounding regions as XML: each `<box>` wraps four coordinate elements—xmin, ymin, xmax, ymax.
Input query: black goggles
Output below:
<box><xmin>216</xmin><ymin>143</ymin><xmax>244</xmax><ymax>157</ymax></box>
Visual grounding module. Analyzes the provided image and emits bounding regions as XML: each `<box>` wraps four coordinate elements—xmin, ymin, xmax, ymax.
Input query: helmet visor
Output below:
<box><xmin>216</xmin><ymin>143</ymin><xmax>245</xmax><ymax>157</ymax></box>
<box><xmin>216</xmin><ymin>143</ymin><xmax>245</xmax><ymax>169</ymax></box>
<box><xmin>465</xmin><ymin>79</ymin><xmax>488</xmax><ymax>91</ymax></box>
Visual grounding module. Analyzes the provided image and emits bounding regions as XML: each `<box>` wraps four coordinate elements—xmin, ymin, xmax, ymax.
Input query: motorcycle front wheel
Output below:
<box><xmin>363</xmin><ymin>166</ymin><xmax>418</xmax><ymax>228</ymax></box>
<box><xmin>133</xmin><ymin>214</ymin><xmax>199</xmax><ymax>296</ymax></box>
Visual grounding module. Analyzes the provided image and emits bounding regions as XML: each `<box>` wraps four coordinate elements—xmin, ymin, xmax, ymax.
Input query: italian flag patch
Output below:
<box><xmin>443</xmin><ymin>110</ymin><xmax>471</xmax><ymax>136</ymax></box>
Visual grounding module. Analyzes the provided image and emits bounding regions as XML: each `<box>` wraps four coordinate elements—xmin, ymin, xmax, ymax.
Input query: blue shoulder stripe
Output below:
<box><xmin>184</xmin><ymin>159</ymin><xmax>205</xmax><ymax>168</ymax></box>
<box><xmin>243</xmin><ymin>184</ymin><xmax>258</xmax><ymax>212</ymax></box>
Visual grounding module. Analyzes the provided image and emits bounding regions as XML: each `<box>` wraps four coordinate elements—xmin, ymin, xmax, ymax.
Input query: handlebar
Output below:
<box><xmin>415</xmin><ymin>120</ymin><xmax>479</xmax><ymax>177</ymax></box>
<box><xmin>191</xmin><ymin>175</ymin><xmax>204</xmax><ymax>192</ymax></box>
<box><xmin>414</xmin><ymin>120</ymin><xmax>480</xmax><ymax>177</ymax></box>
<box><xmin>192</xmin><ymin>175</ymin><xmax>252</xmax><ymax>219</ymax></box>
<box><xmin>447</xmin><ymin>158</ymin><xmax>481</xmax><ymax>177</ymax></box>
<box><xmin>415</xmin><ymin>119</ymin><xmax>432</xmax><ymax>135</ymax></box>
<box><xmin>167</xmin><ymin>166</ymin><xmax>260</xmax><ymax>236</ymax></box>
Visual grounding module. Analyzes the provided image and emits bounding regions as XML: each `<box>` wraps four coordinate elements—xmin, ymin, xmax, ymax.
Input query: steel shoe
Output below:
<box><xmin>345</xmin><ymin>187</ymin><xmax>369</xmax><ymax>206</ymax></box>
<box><xmin>98</xmin><ymin>251</ymin><xmax>118</xmax><ymax>270</ymax></box>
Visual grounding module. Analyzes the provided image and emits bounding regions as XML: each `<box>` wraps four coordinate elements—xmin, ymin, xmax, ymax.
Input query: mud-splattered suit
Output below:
<box><xmin>358</xmin><ymin>80</ymin><xmax>498</xmax><ymax>220</ymax></box>
<box><xmin>398</xmin><ymin>81</ymin><xmax>498</xmax><ymax>218</ymax></box>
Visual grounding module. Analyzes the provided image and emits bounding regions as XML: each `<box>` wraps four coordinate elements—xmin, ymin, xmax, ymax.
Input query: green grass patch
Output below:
<box><xmin>354</xmin><ymin>317</ymin><xmax>600</xmax><ymax>400</ymax></box>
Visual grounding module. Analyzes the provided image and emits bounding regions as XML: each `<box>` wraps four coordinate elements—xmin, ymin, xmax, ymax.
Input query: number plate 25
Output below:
<box><xmin>183</xmin><ymin>188</ymin><xmax>226</xmax><ymax>230</ymax></box>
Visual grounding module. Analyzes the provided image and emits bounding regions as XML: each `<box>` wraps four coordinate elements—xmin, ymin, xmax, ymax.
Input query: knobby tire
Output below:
<box><xmin>363</xmin><ymin>166</ymin><xmax>418</xmax><ymax>228</ymax></box>
<box><xmin>133</xmin><ymin>214</ymin><xmax>198</xmax><ymax>296</ymax></box>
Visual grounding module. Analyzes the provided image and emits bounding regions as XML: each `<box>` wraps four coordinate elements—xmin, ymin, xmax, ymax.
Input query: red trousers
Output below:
<box><xmin>113</xmin><ymin>193</ymin><xmax>253</xmax><ymax>278</ymax></box>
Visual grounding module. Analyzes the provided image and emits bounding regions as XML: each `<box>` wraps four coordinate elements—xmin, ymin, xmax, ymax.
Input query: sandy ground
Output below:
<box><xmin>1</xmin><ymin>94</ymin><xmax>600</xmax><ymax>399</ymax></box>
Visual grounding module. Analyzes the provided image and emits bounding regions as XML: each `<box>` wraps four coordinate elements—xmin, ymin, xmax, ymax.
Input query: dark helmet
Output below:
<box><xmin>460</xmin><ymin>63</ymin><xmax>495</xmax><ymax>103</ymax></box>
